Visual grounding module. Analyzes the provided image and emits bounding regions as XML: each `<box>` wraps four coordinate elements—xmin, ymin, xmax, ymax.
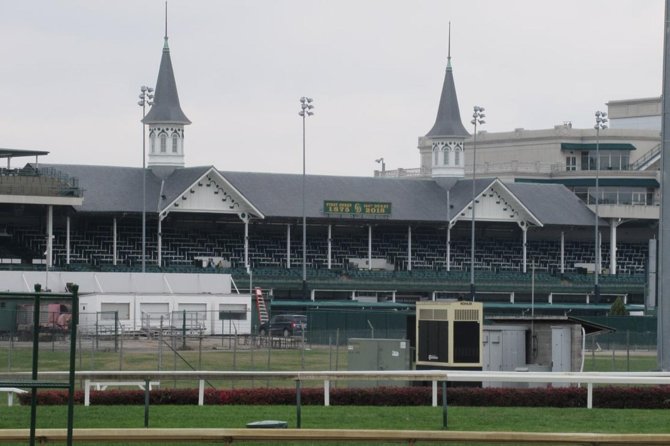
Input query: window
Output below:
<box><xmin>566</xmin><ymin>156</ymin><xmax>576</xmax><ymax>171</ymax></box>
<box><xmin>444</xmin><ymin>150</ymin><xmax>450</xmax><ymax>165</ymax></box>
<box><xmin>100</xmin><ymin>303</ymin><xmax>130</xmax><ymax>320</ymax></box>
<box><xmin>434</xmin><ymin>149</ymin><xmax>438</xmax><ymax>165</ymax></box>
<box><xmin>151</xmin><ymin>136</ymin><xmax>156</xmax><ymax>153</ymax></box>
<box><xmin>454</xmin><ymin>149</ymin><xmax>460</xmax><ymax>166</ymax></box>
<box><xmin>172</xmin><ymin>134</ymin><xmax>178</xmax><ymax>153</ymax></box>
<box><xmin>160</xmin><ymin>134</ymin><xmax>167</xmax><ymax>153</ymax></box>
<box><xmin>580</xmin><ymin>151</ymin><xmax>630</xmax><ymax>171</ymax></box>
<box><xmin>571</xmin><ymin>186</ymin><xmax>652</xmax><ymax>205</ymax></box>
<box><xmin>219</xmin><ymin>303</ymin><xmax>247</xmax><ymax>321</ymax></box>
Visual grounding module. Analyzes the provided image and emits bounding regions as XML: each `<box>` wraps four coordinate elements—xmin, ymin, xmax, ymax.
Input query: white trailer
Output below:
<box><xmin>0</xmin><ymin>271</ymin><xmax>251</xmax><ymax>335</ymax></box>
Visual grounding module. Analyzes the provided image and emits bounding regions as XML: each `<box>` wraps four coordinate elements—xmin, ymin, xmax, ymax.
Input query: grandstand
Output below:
<box><xmin>0</xmin><ymin>28</ymin><xmax>653</xmax><ymax>316</ymax></box>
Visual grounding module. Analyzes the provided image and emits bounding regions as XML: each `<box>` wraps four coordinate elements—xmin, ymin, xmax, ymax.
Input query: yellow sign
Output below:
<box><xmin>323</xmin><ymin>201</ymin><xmax>392</xmax><ymax>216</ymax></box>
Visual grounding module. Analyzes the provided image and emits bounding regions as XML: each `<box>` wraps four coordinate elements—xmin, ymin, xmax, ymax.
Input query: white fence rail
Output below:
<box><xmin>4</xmin><ymin>370</ymin><xmax>670</xmax><ymax>409</ymax></box>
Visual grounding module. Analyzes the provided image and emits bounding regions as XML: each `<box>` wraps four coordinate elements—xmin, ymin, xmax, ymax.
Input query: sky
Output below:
<box><xmin>0</xmin><ymin>1</ymin><xmax>664</xmax><ymax>177</ymax></box>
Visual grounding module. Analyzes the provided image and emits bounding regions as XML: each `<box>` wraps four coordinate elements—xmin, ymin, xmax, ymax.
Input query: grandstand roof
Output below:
<box><xmin>38</xmin><ymin>163</ymin><xmax>598</xmax><ymax>227</ymax></box>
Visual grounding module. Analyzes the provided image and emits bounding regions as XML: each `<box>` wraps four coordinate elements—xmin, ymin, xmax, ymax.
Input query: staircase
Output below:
<box><xmin>255</xmin><ymin>288</ymin><xmax>269</xmax><ymax>324</ymax></box>
<box><xmin>629</xmin><ymin>144</ymin><xmax>661</xmax><ymax>171</ymax></box>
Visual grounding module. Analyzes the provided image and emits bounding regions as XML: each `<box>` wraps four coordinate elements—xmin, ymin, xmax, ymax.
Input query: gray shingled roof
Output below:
<box><xmin>425</xmin><ymin>65</ymin><xmax>470</xmax><ymax>138</ymax></box>
<box><xmin>37</xmin><ymin>164</ymin><xmax>597</xmax><ymax>227</ymax></box>
<box><xmin>142</xmin><ymin>39</ymin><xmax>191</xmax><ymax>125</ymax></box>
<box><xmin>40</xmin><ymin>164</ymin><xmax>207</xmax><ymax>213</ymax></box>
<box><xmin>506</xmin><ymin>182</ymin><xmax>603</xmax><ymax>227</ymax></box>
<box><xmin>221</xmin><ymin>171</ymin><xmax>451</xmax><ymax>221</ymax></box>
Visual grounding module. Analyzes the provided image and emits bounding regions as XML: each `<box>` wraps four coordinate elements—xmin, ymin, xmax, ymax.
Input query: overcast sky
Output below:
<box><xmin>0</xmin><ymin>1</ymin><xmax>663</xmax><ymax>177</ymax></box>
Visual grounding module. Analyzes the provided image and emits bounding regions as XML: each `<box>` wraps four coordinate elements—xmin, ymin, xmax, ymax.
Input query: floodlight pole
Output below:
<box><xmin>299</xmin><ymin>97</ymin><xmax>314</xmax><ymax>299</ymax></box>
<box><xmin>138</xmin><ymin>86</ymin><xmax>154</xmax><ymax>273</ymax></box>
<box><xmin>470</xmin><ymin>106</ymin><xmax>485</xmax><ymax>300</ymax></box>
<box><xmin>593</xmin><ymin>111</ymin><xmax>608</xmax><ymax>304</ymax></box>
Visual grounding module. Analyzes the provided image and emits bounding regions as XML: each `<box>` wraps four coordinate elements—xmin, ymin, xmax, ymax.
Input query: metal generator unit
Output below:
<box><xmin>415</xmin><ymin>301</ymin><xmax>483</xmax><ymax>371</ymax></box>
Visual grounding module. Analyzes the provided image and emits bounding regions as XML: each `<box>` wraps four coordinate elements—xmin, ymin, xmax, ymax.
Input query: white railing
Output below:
<box><xmin>4</xmin><ymin>370</ymin><xmax>670</xmax><ymax>410</ymax></box>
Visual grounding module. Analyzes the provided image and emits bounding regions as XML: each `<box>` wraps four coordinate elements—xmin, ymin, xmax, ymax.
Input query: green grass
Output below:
<box><xmin>584</xmin><ymin>353</ymin><xmax>658</xmax><ymax>372</ymax></box>
<box><xmin>1</xmin><ymin>405</ymin><xmax>669</xmax><ymax>432</ymax></box>
<box><xmin>1</xmin><ymin>405</ymin><xmax>669</xmax><ymax>446</ymax></box>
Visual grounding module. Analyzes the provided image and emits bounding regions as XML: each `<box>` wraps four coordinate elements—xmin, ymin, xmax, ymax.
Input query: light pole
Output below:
<box><xmin>593</xmin><ymin>110</ymin><xmax>608</xmax><ymax>303</ymax></box>
<box><xmin>470</xmin><ymin>106</ymin><xmax>485</xmax><ymax>300</ymax></box>
<box><xmin>375</xmin><ymin>157</ymin><xmax>386</xmax><ymax>174</ymax></box>
<box><xmin>138</xmin><ymin>86</ymin><xmax>154</xmax><ymax>273</ymax></box>
<box><xmin>299</xmin><ymin>97</ymin><xmax>314</xmax><ymax>299</ymax></box>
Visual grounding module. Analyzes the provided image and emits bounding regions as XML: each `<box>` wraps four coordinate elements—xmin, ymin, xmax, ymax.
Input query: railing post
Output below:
<box><xmin>587</xmin><ymin>383</ymin><xmax>593</xmax><ymax>409</ymax></box>
<box><xmin>84</xmin><ymin>379</ymin><xmax>91</xmax><ymax>407</ymax></box>
<box><xmin>432</xmin><ymin>380</ymin><xmax>437</xmax><ymax>407</ymax></box>
<box><xmin>324</xmin><ymin>380</ymin><xmax>330</xmax><ymax>407</ymax></box>
<box><xmin>442</xmin><ymin>380</ymin><xmax>448</xmax><ymax>429</ymax></box>
<box><xmin>144</xmin><ymin>378</ymin><xmax>150</xmax><ymax>427</ymax></box>
<box><xmin>296</xmin><ymin>380</ymin><xmax>301</xmax><ymax>429</ymax></box>
<box><xmin>198</xmin><ymin>379</ymin><xmax>205</xmax><ymax>406</ymax></box>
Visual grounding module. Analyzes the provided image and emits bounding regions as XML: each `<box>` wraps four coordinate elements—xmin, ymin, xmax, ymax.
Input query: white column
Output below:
<box><xmin>407</xmin><ymin>225</ymin><xmax>412</xmax><ymax>272</ymax></box>
<box><xmin>560</xmin><ymin>231</ymin><xmax>565</xmax><ymax>275</ymax></box>
<box><xmin>66</xmin><ymin>215</ymin><xmax>70</xmax><ymax>265</ymax></box>
<box><xmin>198</xmin><ymin>379</ymin><xmax>205</xmax><ymax>406</ymax></box>
<box><xmin>113</xmin><ymin>218</ymin><xmax>117</xmax><ymax>266</ymax></box>
<box><xmin>327</xmin><ymin>225</ymin><xmax>332</xmax><ymax>269</ymax></box>
<box><xmin>522</xmin><ymin>224</ymin><xmax>527</xmax><ymax>273</ymax></box>
<box><xmin>368</xmin><ymin>225</ymin><xmax>372</xmax><ymax>271</ymax></box>
<box><xmin>610</xmin><ymin>219</ymin><xmax>617</xmax><ymax>275</ymax></box>
<box><xmin>244</xmin><ymin>219</ymin><xmax>249</xmax><ymax>269</ymax></box>
<box><xmin>286</xmin><ymin>224</ymin><xmax>291</xmax><ymax>269</ymax></box>
<box><xmin>446</xmin><ymin>224</ymin><xmax>451</xmax><ymax>271</ymax></box>
<box><xmin>157</xmin><ymin>217</ymin><xmax>163</xmax><ymax>267</ymax></box>
<box><xmin>46</xmin><ymin>205</ymin><xmax>53</xmax><ymax>267</ymax></box>
<box><xmin>446</xmin><ymin>190</ymin><xmax>451</xmax><ymax>271</ymax></box>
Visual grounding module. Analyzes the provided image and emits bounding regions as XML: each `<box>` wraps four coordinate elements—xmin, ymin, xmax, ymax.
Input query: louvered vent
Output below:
<box><xmin>419</xmin><ymin>309</ymin><xmax>433</xmax><ymax>320</ymax></box>
<box><xmin>434</xmin><ymin>309</ymin><xmax>449</xmax><ymax>320</ymax></box>
<box><xmin>455</xmin><ymin>309</ymin><xmax>479</xmax><ymax>321</ymax></box>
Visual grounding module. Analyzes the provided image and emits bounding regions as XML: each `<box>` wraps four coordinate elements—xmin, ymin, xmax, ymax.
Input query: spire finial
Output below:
<box><xmin>163</xmin><ymin>1</ymin><xmax>169</xmax><ymax>48</ymax></box>
<box><xmin>447</xmin><ymin>22</ymin><xmax>452</xmax><ymax>70</ymax></box>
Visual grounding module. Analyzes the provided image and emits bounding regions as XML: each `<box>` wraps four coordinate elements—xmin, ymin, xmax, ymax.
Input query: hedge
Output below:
<box><xmin>17</xmin><ymin>386</ymin><xmax>670</xmax><ymax>409</ymax></box>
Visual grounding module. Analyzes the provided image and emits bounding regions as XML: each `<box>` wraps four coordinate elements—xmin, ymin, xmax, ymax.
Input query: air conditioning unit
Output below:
<box><xmin>415</xmin><ymin>301</ymin><xmax>483</xmax><ymax>370</ymax></box>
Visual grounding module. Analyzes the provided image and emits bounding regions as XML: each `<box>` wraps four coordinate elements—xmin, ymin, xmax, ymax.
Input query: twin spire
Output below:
<box><xmin>425</xmin><ymin>22</ymin><xmax>469</xmax><ymax>139</ymax></box>
<box><xmin>142</xmin><ymin>3</ymin><xmax>190</xmax><ymax>173</ymax></box>
<box><xmin>142</xmin><ymin>2</ymin><xmax>190</xmax><ymax>126</ymax></box>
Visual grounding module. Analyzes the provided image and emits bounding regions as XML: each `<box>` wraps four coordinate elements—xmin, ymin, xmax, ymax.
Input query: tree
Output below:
<box><xmin>610</xmin><ymin>296</ymin><xmax>628</xmax><ymax>316</ymax></box>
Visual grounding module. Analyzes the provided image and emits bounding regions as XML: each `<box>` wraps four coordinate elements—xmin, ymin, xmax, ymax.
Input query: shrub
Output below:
<box><xmin>17</xmin><ymin>385</ymin><xmax>670</xmax><ymax>409</ymax></box>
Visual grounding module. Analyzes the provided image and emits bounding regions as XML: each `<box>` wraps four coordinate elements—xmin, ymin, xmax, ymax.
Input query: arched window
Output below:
<box><xmin>434</xmin><ymin>149</ymin><xmax>439</xmax><ymax>165</ymax></box>
<box><xmin>444</xmin><ymin>150</ymin><xmax>450</xmax><ymax>165</ymax></box>
<box><xmin>172</xmin><ymin>133</ymin><xmax>179</xmax><ymax>153</ymax></box>
<box><xmin>454</xmin><ymin>149</ymin><xmax>461</xmax><ymax>166</ymax></box>
<box><xmin>150</xmin><ymin>136</ymin><xmax>156</xmax><ymax>153</ymax></box>
<box><xmin>160</xmin><ymin>133</ymin><xmax>167</xmax><ymax>153</ymax></box>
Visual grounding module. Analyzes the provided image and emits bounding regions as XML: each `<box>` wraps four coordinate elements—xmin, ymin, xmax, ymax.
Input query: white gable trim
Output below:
<box><xmin>452</xmin><ymin>178</ymin><xmax>543</xmax><ymax>227</ymax></box>
<box><xmin>160</xmin><ymin>167</ymin><xmax>265</xmax><ymax>218</ymax></box>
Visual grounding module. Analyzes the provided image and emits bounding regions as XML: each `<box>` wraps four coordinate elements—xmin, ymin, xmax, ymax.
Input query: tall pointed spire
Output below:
<box><xmin>447</xmin><ymin>22</ymin><xmax>452</xmax><ymax>70</ymax></box>
<box><xmin>144</xmin><ymin>2</ymin><xmax>190</xmax><ymax>172</ymax></box>
<box><xmin>425</xmin><ymin>24</ymin><xmax>468</xmax><ymax>139</ymax></box>
<box><xmin>143</xmin><ymin>2</ymin><xmax>190</xmax><ymax>125</ymax></box>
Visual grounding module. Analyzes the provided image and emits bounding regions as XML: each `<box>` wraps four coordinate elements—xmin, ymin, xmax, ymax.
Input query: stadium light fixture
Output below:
<box><xmin>470</xmin><ymin>105</ymin><xmax>486</xmax><ymax>301</ymax></box>
<box><xmin>375</xmin><ymin>157</ymin><xmax>386</xmax><ymax>174</ymax></box>
<box><xmin>593</xmin><ymin>110</ymin><xmax>608</xmax><ymax>303</ymax></box>
<box><xmin>299</xmin><ymin>97</ymin><xmax>314</xmax><ymax>299</ymax></box>
<box><xmin>138</xmin><ymin>85</ymin><xmax>154</xmax><ymax>273</ymax></box>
